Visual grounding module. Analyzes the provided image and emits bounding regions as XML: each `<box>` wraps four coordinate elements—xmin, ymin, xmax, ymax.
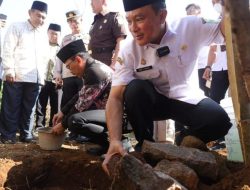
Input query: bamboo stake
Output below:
<box><xmin>225</xmin><ymin>0</ymin><xmax>250</xmax><ymax>165</ymax></box>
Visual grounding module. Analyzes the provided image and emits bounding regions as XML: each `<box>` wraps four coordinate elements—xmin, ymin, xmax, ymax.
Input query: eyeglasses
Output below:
<box><xmin>65</xmin><ymin>59</ymin><xmax>74</xmax><ymax>69</ymax></box>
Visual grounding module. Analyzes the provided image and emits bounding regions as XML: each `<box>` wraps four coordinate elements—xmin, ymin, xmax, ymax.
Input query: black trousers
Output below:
<box><xmin>124</xmin><ymin>79</ymin><xmax>232</xmax><ymax>146</ymax></box>
<box><xmin>198</xmin><ymin>68</ymin><xmax>210</xmax><ymax>97</ymax></box>
<box><xmin>61</xmin><ymin>76</ymin><xmax>83</xmax><ymax>108</ymax></box>
<box><xmin>0</xmin><ymin>79</ymin><xmax>2</xmax><ymax>91</ymax></box>
<box><xmin>210</xmin><ymin>70</ymin><xmax>229</xmax><ymax>104</ymax></box>
<box><xmin>36</xmin><ymin>81</ymin><xmax>58</xmax><ymax>128</ymax></box>
<box><xmin>67</xmin><ymin>110</ymin><xmax>108</xmax><ymax>146</ymax></box>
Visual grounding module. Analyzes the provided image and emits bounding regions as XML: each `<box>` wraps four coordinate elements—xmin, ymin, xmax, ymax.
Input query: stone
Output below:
<box><xmin>111</xmin><ymin>154</ymin><xmax>187</xmax><ymax>190</ymax></box>
<box><xmin>155</xmin><ymin>159</ymin><xmax>199</xmax><ymax>190</ymax></box>
<box><xmin>180</xmin><ymin>135</ymin><xmax>208</xmax><ymax>151</ymax></box>
<box><xmin>142</xmin><ymin>141</ymin><xmax>219</xmax><ymax>181</ymax></box>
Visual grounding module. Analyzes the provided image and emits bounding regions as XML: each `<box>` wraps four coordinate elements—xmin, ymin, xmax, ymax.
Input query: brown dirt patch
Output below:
<box><xmin>0</xmin><ymin>142</ymin><xmax>249</xmax><ymax>190</ymax></box>
<box><xmin>0</xmin><ymin>143</ymin><xmax>112</xmax><ymax>190</ymax></box>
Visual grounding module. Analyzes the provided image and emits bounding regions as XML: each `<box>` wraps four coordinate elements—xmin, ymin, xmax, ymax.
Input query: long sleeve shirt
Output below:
<box><xmin>61</xmin><ymin>58</ymin><xmax>113</xmax><ymax>128</ymax></box>
<box><xmin>45</xmin><ymin>44</ymin><xmax>60</xmax><ymax>82</ymax></box>
<box><xmin>0</xmin><ymin>29</ymin><xmax>3</xmax><ymax>79</ymax></box>
<box><xmin>2</xmin><ymin>20</ymin><xmax>49</xmax><ymax>84</ymax></box>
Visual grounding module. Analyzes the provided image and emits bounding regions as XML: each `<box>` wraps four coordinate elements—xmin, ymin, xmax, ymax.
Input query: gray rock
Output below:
<box><xmin>155</xmin><ymin>159</ymin><xmax>199</xmax><ymax>190</ymax></box>
<box><xmin>142</xmin><ymin>141</ymin><xmax>219</xmax><ymax>181</ymax></box>
<box><xmin>180</xmin><ymin>135</ymin><xmax>208</xmax><ymax>151</ymax></box>
<box><xmin>111</xmin><ymin>154</ymin><xmax>187</xmax><ymax>190</ymax></box>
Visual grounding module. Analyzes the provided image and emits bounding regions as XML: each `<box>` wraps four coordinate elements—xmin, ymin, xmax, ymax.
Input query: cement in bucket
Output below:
<box><xmin>37</xmin><ymin>127</ymin><xmax>66</xmax><ymax>151</ymax></box>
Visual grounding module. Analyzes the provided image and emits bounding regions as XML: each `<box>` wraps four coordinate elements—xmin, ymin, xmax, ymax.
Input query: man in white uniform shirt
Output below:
<box><xmin>202</xmin><ymin>43</ymin><xmax>229</xmax><ymax>150</ymax></box>
<box><xmin>0</xmin><ymin>1</ymin><xmax>48</xmax><ymax>144</ymax></box>
<box><xmin>36</xmin><ymin>23</ymin><xmax>61</xmax><ymax>129</ymax></box>
<box><xmin>0</xmin><ymin>13</ymin><xmax>7</xmax><ymax>90</ymax></box>
<box><xmin>203</xmin><ymin>44</ymin><xmax>229</xmax><ymax>104</ymax></box>
<box><xmin>103</xmin><ymin>0</ymin><xmax>231</xmax><ymax>173</ymax></box>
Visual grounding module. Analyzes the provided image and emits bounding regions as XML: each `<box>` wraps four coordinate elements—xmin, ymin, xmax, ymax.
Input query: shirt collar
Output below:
<box><xmin>100</xmin><ymin>7</ymin><xmax>109</xmax><ymax>16</ymax></box>
<box><xmin>27</xmin><ymin>20</ymin><xmax>41</xmax><ymax>31</ymax></box>
<box><xmin>144</xmin><ymin>24</ymin><xmax>175</xmax><ymax>50</ymax></box>
<box><xmin>93</xmin><ymin>9</ymin><xmax>109</xmax><ymax>25</ymax></box>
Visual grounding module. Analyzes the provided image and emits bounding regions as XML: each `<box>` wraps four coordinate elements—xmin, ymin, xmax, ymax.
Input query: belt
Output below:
<box><xmin>220</xmin><ymin>45</ymin><xmax>226</xmax><ymax>52</ymax></box>
<box><xmin>91</xmin><ymin>47</ymin><xmax>115</xmax><ymax>54</ymax></box>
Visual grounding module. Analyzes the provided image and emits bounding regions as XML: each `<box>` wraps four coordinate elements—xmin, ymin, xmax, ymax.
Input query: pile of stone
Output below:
<box><xmin>107</xmin><ymin>138</ymin><xmax>231</xmax><ymax>190</ymax></box>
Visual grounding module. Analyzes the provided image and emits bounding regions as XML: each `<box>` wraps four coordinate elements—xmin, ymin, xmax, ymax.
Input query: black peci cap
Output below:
<box><xmin>123</xmin><ymin>0</ymin><xmax>165</xmax><ymax>11</ymax></box>
<box><xmin>48</xmin><ymin>23</ymin><xmax>61</xmax><ymax>32</ymax></box>
<box><xmin>31</xmin><ymin>1</ymin><xmax>48</xmax><ymax>13</ymax></box>
<box><xmin>66</xmin><ymin>10</ymin><xmax>81</xmax><ymax>20</ymax></box>
<box><xmin>0</xmin><ymin>13</ymin><xmax>7</xmax><ymax>20</ymax></box>
<box><xmin>57</xmin><ymin>39</ymin><xmax>87</xmax><ymax>63</ymax></box>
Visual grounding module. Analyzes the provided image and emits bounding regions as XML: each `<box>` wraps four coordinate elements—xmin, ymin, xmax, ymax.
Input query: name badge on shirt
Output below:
<box><xmin>156</xmin><ymin>46</ymin><xmax>170</xmax><ymax>57</ymax></box>
<box><xmin>136</xmin><ymin>66</ymin><xmax>153</xmax><ymax>72</ymax></box>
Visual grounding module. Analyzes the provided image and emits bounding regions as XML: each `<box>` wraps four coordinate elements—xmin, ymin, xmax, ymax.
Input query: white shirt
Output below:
<box><xmin>197</xmin><ymin>46</ymin><xmax>210</xmax><ymax>69</ymax></box>
<box><xmin>45</xmin><ymin>44</ymin><xmax>60</xmax><ymax>81</ymax></box>
<box><xmin>2</xmin><ymin>20</ymin><xmax>49</xmax><ymax>84</ymax></box>
<box><xmin>212</xmin><ymin>45</ymin><xmax>227</xmax><ymax>71</ymax></box>
<box><xmin>113</xmin><ymin>16</ymin><xmax>224</xmax><ymax>104</ymax></box>
<box><xmin>0</xmin><ymin>29</ymin><xmax>3</xmax><ymax>79</ymax></box>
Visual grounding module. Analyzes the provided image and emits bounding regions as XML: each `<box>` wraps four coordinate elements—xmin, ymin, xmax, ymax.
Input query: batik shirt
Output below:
<box><xmin>61</xmin><ymin>57</ymin><xmax>113</xmax><ymax>128</ymax></box>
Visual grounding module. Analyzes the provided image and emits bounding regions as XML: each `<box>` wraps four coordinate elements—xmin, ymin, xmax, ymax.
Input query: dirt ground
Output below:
<box><xmin>0</xmin><ymin>141</ymin><xmax>249</xmax><ymax>190</ymax></box>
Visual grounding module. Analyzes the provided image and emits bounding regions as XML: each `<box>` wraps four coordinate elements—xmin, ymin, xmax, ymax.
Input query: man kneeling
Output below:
<box><xmin>52</xmin><ymin>39</ymin><xmax>113</xmax><ymax>155</ymax></box>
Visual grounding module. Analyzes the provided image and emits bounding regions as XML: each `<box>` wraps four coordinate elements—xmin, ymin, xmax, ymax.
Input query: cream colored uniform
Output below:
<box><xmin>113</xmin><ymin>16</ymin><xmax>224</xmax><ymax>105</ymax></box>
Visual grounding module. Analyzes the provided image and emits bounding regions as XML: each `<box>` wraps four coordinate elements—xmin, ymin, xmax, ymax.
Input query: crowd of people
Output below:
<box><xmin>0</xmin><ymin>0</ymin><xmax>232</xmax><ymax>175</ymax></box>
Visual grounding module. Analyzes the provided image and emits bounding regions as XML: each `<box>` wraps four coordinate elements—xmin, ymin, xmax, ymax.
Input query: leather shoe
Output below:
<box><xmin>87</xmin><ymin>146</ymin><xmax>108</xmax><ymax>156</ymax></box>
<box><xmin>19</xmin><ymin>137</ymin><xmax>36</xmax><ymax>143</ymax></box>
<box><xmin>0</xmin><ymin>138</ymin><xmax>16</xmax><ymax>144</ymax></box>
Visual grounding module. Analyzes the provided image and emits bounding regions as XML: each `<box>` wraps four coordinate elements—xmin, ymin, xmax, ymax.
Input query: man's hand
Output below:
<box><xmin>203</xmin><ymin>67</ymin><xmax>212</xmax><ymax>80</ymax></box>
<box><xmin>102</xmin><ymin>140</ymin><xmax>128</xmax><ymax>176</ymax></box>
<box><xmin>52</xmin><ymin>123</ymin><xmax>65</xmax><ymax>135</ymax></box>
<box><xmin>52</xmin><ymin>111</ymin><xmax>64</xmax><ymax>126</ymax></box>
<box><xmin>55</xmin><ymin>77</ymin><xmax>63</xmax><ymax>88</ymax></box>
<box><xmin>110</xmin><ymin>53</ymin><xmax>118</xmax><ymax>70</ymax></box>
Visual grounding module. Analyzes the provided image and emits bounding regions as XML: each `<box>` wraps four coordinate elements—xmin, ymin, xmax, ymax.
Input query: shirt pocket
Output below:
<box><xmin>135</xmin><ymin>68</ymin><xmax>160</xmax><ymax>80</ymax></box>
<box><xmin>176</xmin><ymin>50</ymin><xmax>197</xmax><ymax>67</ymax></box>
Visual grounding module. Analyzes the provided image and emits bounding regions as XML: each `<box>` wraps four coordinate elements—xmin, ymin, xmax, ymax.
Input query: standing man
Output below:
<box><xmin>54</xmin><ymin>10</ymin><xmax>88</xmax><ymax>141</ymax></box>
<box><xmin>202</xmin><ymin>43</ymin><xmax>229</xmax><ymax>150</ymax></box>
<box><xmin>185</xmin><ymin>3</ymin><xmax>201</xmax><ymax>15</ymax></box>
<box><xmin>0</xmin><ymin>13</ymin><xmax>7</xmax><ymax>90</ymax></box>
<box><xmin>203</xmin><ymin>44</ymin><xmax>229</xmax><ymax>104</ymax></box>
<box><xmin>102</xmin><ymin>0</ymin><xmax>231</xmax><ymax>173</ymax></box>
<box><xmin>36</xmin><ymin>23</ymin><xmax>61</xmax><ymax>128</ymax></box>
<box><xmin>0</xmin><ymin>1</ymin><xmax>48</xmax><ymax>144</ymax></box>
<box><xmin>89</xmin><ymin>0</ymin><xmax>127</xmax><ymax>68</ymax></box>
<box><xmin>54</xmin><ymin>10</ymin><xmax>87</xmax><ymax>109</ymax></box>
